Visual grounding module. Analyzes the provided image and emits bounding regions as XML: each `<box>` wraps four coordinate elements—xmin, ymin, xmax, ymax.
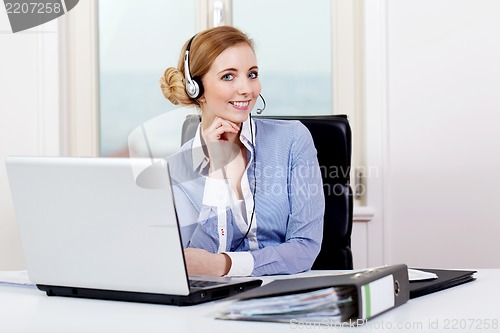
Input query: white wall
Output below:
<box><xmin>0</xmin><ymin>11</ymin><xmax>60</xmax><ymax>269</ymax></box>
<box><xmin>365</xmin><ymin>0</ymin><xmax>500</xmax><ymax>268</ymax></box>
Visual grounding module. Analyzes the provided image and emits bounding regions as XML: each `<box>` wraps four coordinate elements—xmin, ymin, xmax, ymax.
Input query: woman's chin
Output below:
<box><xmin>227</xmin><ymin>113</ymin><xmax>250</xmax><ymax>124</ymax></box>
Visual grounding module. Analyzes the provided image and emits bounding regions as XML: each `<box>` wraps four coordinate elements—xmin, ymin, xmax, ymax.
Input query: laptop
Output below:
<box><xmin>5</xmin><ymin>156</ymin><xmax>261</xmax><ymax>306</ymax></box>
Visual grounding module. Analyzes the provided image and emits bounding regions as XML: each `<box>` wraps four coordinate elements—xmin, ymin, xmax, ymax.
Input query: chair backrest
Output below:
<box><xmin>181</xmin><ymin>115</ymin><xmax>353</xmax><ymax>270</ymax></box>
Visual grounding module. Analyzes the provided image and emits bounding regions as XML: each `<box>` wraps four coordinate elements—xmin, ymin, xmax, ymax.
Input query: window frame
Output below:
<box><xmin>60</xmin><ymin>0</ymin><xmax>366</xmax><ymax>203</ymax></box>
<box><xmin>58</xmin><ymin>0</ymin><xmax>100</xmax><ymax>157</ymax></box>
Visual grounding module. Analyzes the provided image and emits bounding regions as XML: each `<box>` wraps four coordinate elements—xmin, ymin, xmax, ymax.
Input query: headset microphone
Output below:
<box><xmin>256</xmin><ymin>94</ymin><xmax>266</xmax><ymax>114</ymax></box>
<box><xmin>232</xmin><ymin>94</ymin><xmax>263</xmax><ymax>251</ymax></box>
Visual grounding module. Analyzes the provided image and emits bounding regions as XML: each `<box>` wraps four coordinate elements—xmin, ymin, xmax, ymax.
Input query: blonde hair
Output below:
<box><xmin>160</xmin><ymin>26</ymin><xmax>255</xmax><ymax>107</ymax></box>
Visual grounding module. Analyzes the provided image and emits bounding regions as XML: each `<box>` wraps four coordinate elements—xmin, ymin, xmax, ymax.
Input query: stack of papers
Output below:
<box><xmin>218</xmin><ymin>286</ymin><xmax>357</xmax><ymax>324</ymax></box>
<box><xmin>408</xmin><ymin>269</ymin><xmax>438</xmax><ymax>281</ymax></box>
<box><xmin>0</xmin><ymin>270</ymin><xmax>34</xmax><ymax>287</ymax></box>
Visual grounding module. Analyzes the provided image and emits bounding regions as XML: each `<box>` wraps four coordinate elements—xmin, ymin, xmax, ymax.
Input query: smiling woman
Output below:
<box><xmin>197</xmin><ymin>42</ymin><xmax>261</xmax><ymax>126</ymax></box>
<box><xmin>160</xmin><ymin>26</ymin><xmax>325</xmax><ymax>277</ymax></box>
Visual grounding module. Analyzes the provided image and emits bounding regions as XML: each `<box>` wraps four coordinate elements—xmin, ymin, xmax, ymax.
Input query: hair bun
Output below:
<box><xmin>160</xmin><ymin>67</ymin><xmax>193</xmax><ymax>106</ymax></box>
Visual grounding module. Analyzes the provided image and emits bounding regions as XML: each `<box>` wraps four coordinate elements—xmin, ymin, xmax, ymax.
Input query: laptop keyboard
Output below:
<box><xmin>189</xmin><ymin>280</ymin><xmax>220</xmax><ymax>289</ymax></box>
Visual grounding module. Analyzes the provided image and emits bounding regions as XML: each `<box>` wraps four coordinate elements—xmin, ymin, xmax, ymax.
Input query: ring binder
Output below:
<box><xmin>218</xmin><ymin>264</ymin><xmax>409</xmax><ymax>325</ymax></box>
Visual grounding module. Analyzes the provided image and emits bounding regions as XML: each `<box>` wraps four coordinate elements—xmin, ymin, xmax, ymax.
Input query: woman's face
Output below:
<box><xmin>199</xmin><ymin>43</ymin><xmax>261</xmax><ymax>126</ymax></box>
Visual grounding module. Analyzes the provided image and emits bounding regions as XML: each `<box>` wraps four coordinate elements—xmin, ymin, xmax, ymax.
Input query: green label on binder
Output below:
<box><xmin>363</xmin><ymin>283</ymin><xmax>372</xmax><ymax>318</ymax></box>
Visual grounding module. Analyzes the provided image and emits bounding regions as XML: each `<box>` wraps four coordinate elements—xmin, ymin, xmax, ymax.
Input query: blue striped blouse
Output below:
<box><xmin>168</xmin><ymin>117</ymin><xmax>324</xmax><ymax>276</ymax></box>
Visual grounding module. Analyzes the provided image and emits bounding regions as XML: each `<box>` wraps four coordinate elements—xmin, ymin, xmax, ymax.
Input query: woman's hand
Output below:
<box><xmin>202</xmin><ymin>116</ymin><xmax>240</xmax><ymax>143</ymax></box>
<box><xmin>184</xmin><ymin>248</ymin><xmax>231</xmax><ymax>276</ymax></box>
<box><xmin>201</xmin><ymin>117</ymin><xmax>241</xmax><ymax>175</ymax></box>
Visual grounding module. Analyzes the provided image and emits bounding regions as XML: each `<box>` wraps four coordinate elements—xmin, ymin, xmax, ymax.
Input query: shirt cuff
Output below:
<box><xmin>223</xmin><ymin>251</ymin><xmax>254</xmax><ymax>277</ymax></box>
<box><xmin>203</xmin><ymin>177</ymin><xmax>231</xmax><ymax>206</ymax></box>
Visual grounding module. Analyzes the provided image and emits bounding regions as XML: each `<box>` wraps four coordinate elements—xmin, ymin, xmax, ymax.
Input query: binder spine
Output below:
<box><xmin>360</xmin><ymin>275</ymin><xmax>395</xmax><ymax>319</ymax></box>
<box><xmin>355</xmin><ymin>264</ymin><xmax>410</xmax><ymax>321</ymax></box>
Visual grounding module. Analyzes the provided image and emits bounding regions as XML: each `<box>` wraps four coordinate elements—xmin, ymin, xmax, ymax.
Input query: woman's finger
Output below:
<box><xmin>203</xmin><ymin>118</ymin><xmax>239</xmax><ymax>142</ymax></box>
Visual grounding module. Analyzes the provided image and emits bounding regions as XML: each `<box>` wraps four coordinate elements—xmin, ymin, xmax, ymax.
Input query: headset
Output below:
<box><xmin>184</xmin><ymin>34</ymin><xmax>266</xmax><ymax>112</ymax></box>
<box><xmin>184</xmin><ymin>35</ymin><xmax>204</xmax><ymax>99</ymax></box>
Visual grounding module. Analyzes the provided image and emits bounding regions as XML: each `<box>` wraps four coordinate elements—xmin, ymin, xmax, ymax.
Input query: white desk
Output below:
<box><xmin>0</xmin><ymin>270</ymin><xmax>499</xmax><ymax>333</ymax></box>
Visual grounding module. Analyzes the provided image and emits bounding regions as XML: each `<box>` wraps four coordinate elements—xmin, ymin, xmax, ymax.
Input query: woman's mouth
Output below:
<box><xmin>229</xmin><ymin>100</ymin><xmax>250</xmax><ymax>110</ymax></box>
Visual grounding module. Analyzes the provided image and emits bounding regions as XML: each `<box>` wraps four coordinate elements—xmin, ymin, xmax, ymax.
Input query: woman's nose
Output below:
<box><xmin>237</xmin><ymin>78</ymin><xmax>252</xmax><ymax>95</ymax></box>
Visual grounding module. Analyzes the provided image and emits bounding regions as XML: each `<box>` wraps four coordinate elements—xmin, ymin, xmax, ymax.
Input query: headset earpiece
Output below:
<box><xmin>190</xmin><ymin>77</ymin><xmax>204</xmax><ymax>99</ymax></box>
<box><xmin>184</xmin><ymin>35</ymin><xmax>204</xmax><ymax>100</ymax></box>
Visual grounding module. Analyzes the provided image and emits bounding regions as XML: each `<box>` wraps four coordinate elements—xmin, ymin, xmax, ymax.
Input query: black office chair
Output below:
<box><xmin>181</xmin><ymin>115</ymin><xmax>353</xmax><ymax>270</ymax></box>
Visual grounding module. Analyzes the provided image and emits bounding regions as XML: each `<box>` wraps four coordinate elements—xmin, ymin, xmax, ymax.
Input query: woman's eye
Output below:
<box><xmin>248</xmin><ymin>72</ymin><xmax>259</xmax><ymax>79</ymax></box>
<box><xmin>222</xmin><ymin>73</ymin><xmax>234</xmax><ymax>81</ymax></box>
